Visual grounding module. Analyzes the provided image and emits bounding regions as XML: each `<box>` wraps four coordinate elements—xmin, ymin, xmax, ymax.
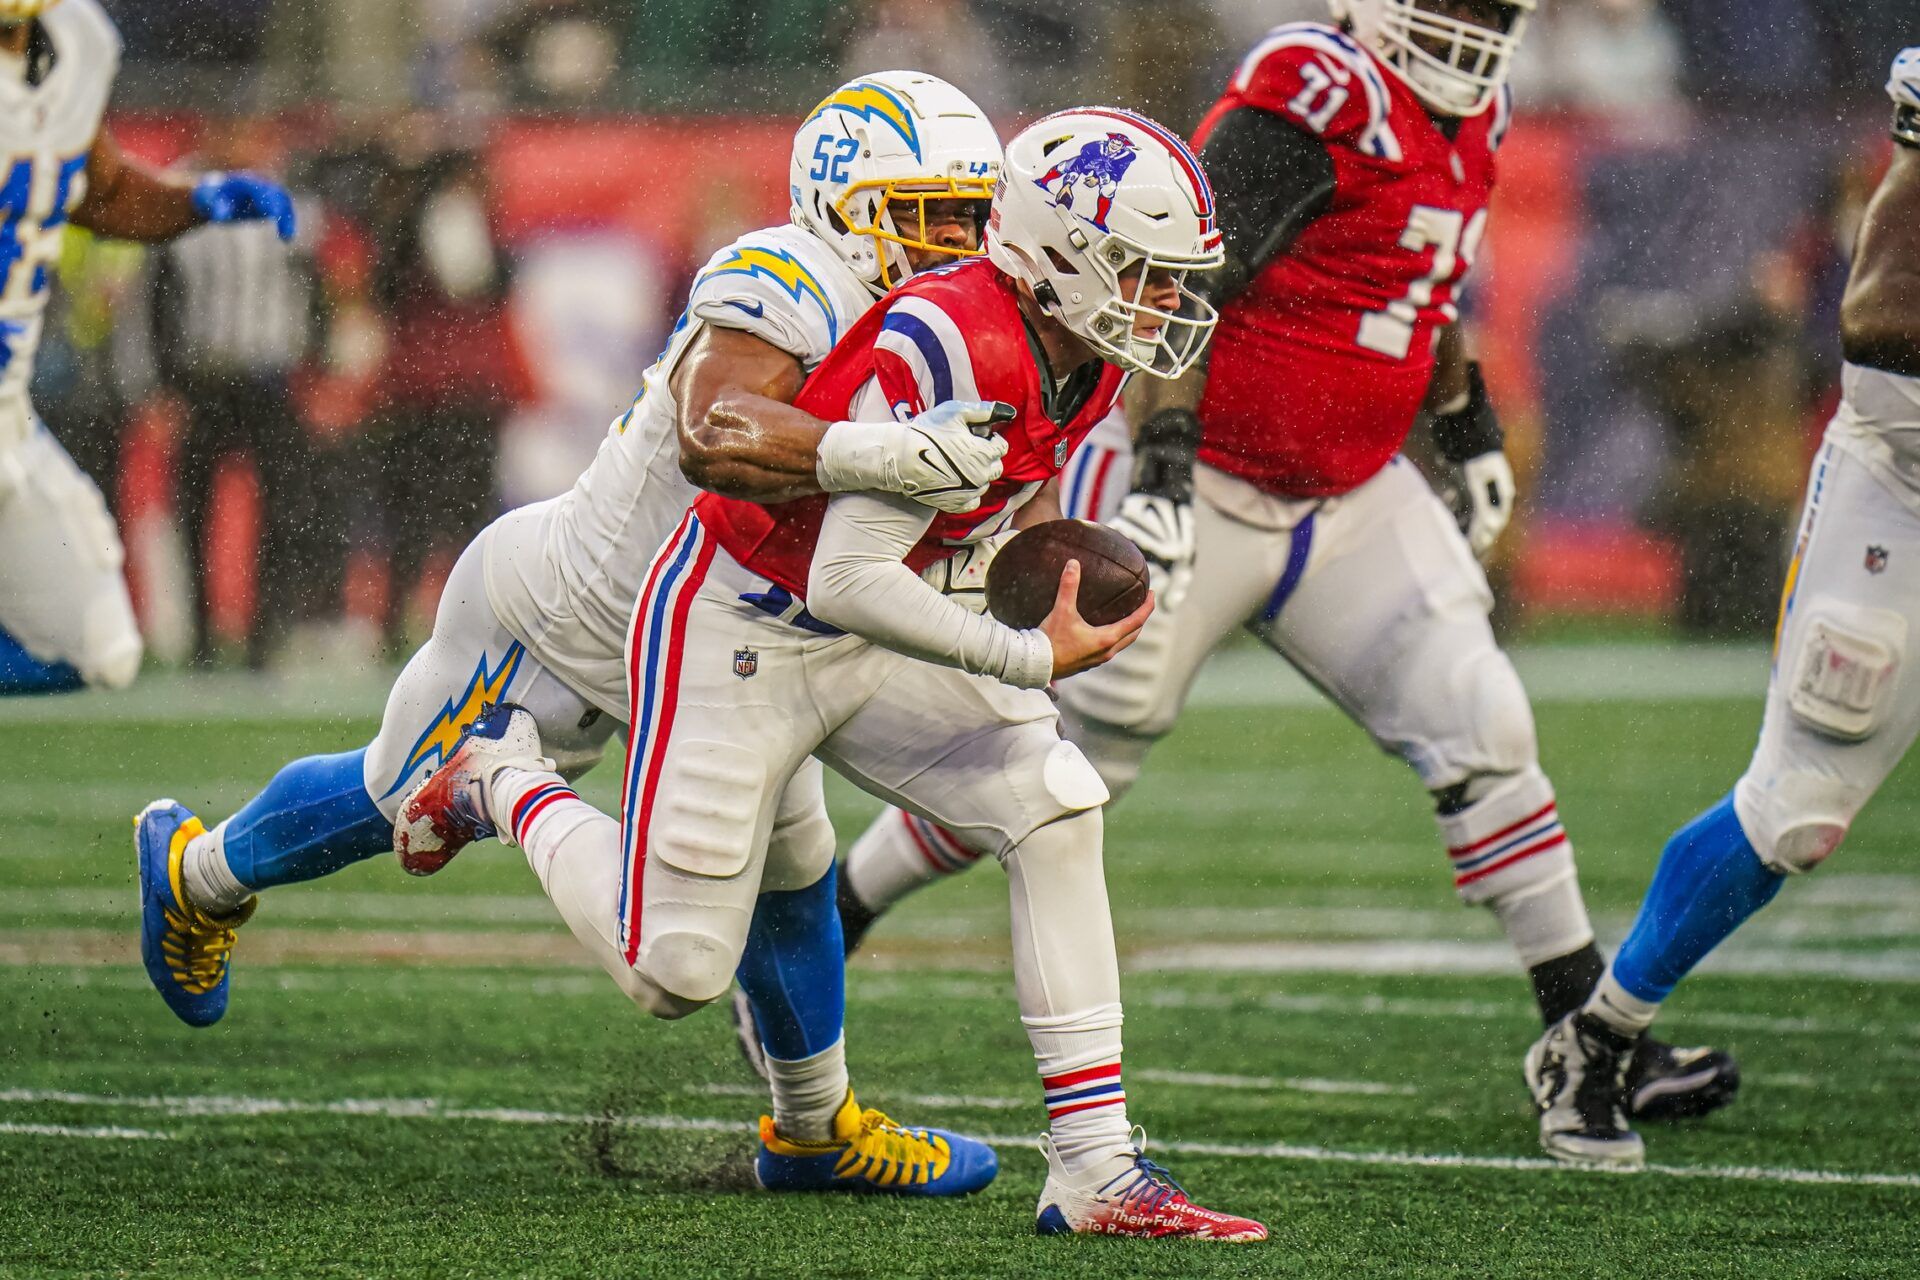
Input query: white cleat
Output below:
<box><xmin>393</xmin><ymin>702</ymin><xmax>551</xmax><ymax>876</ymax></box>
<box><xmin>1525</xmin><ymin>1013</ymin><xmax>1648</xmax><ymax>1170</ymax></box>
<box><xmin>1034</xmin><ymin>1131</ymin><xmax>1267</xmax><ymax>1241</ymax></box>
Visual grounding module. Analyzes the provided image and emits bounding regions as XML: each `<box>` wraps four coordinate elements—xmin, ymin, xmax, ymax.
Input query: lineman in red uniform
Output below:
<box><xmin>409</xmin><ymin>109</ymin><xmax>1266</xmax><ymax>1241</ymax></box>
<box><xmin>838</xmin><ymin>0</ymin><xmax>1742</xmax><ymax>1120</ymax></box>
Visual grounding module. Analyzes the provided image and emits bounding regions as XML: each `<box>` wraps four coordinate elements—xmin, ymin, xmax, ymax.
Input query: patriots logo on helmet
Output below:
<box><xmin>1035</xmin><ymin>133</ymin><xmax>1140</xmax><ymax>231</ymax></box>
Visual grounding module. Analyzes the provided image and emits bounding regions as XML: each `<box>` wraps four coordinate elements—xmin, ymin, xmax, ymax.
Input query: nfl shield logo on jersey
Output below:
<box><xmin>733</xmin><ymin>647</ymin><xmax>759</xmax><ymax>679</ymax></box>
<box><xmin>1866</xmin><ymin>545</ymin><xmax>1890</xmax><ymax>575</ymax></box>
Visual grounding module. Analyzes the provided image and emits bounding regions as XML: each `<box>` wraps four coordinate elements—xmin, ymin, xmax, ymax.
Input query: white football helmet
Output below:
<box><xmin>987</xmin><ymin>108</ymin><xmax>1223</xmax><ymax>380</ymax></box>
<box><xmin>1330</xmin><ymin>0</ymin><xmax>1534</xmax><ymax>117</ymax></box>
<box><xmin>0</xmin><ymin>0</ymin><xmax>61</xmax><ymax>24</ymax></box>
<box><xmin>791</xmin><ymin>70</ymin><xmax>1002</xmax><ymax>293</ymax></box>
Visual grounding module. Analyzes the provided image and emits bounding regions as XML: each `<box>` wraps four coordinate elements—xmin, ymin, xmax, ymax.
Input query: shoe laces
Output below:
<box><xmin>161</xmin><ymin>897</ymin><xmax>255</xmax><ymax>995</ymax></box>
<box><xmin>837</xmin><ymin>1108</ymin><xmax>952</xmax><ymax>1183</ymax></box>
<box><xmin>1098</xmin><ymin>1142</ymin><xmax>1188</xmax><ymax>1215</ymax></box>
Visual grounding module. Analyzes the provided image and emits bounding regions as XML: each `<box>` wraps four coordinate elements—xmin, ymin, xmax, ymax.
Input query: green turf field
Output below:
<box><xmin>4</xmin><ymin>650</ymin><xmax>1919</xmax><ymax>1277</ymax></box>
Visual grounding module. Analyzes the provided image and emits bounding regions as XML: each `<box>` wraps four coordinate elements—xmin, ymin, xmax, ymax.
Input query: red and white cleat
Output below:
<box><xmin>393</xmin><ymin>702</ymin><xmax>551</xmax><ymax>876</ymax></box>
<box><xmin>1034</xmin><ymin>1133</ymin><xmax>1267</xmax><ymax>1242</ymax></box>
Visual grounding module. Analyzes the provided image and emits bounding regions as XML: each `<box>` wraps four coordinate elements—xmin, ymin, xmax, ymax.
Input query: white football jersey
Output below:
<box><xmin>0</xmin><ymin>0</ymin><xmax>119</xmax><ymax>452</ymax></box>
<box><xmin>484</xmin><ymin>221</ymin><xmax>875</xmax><ymax>713</ymax></box>
<box><xmin>1830</xmin><ymin>362</ymin><xmax>1920</xmax><ymax>511</ymax></box>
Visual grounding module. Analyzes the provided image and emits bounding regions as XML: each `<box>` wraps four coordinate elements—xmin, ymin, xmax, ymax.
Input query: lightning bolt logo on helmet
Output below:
<box><xmin>807</xmin><ymin>81</ymin><xmax>923</xmax><ymax>161</ymax></box>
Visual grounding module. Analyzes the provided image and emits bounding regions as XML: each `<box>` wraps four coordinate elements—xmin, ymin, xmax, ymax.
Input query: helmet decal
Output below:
<box><xmin>807</xmin><ymin>82</ymin><xmax>923</xmax><ymax>162</ymax></box>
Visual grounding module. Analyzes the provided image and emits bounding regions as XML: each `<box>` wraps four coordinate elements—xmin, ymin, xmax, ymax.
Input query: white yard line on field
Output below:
<box><xmin>3</xmin><ymin>1085</ymin><xmax>1916</xmax><ymax>1190</ymax></box>
<box><xmin>1132</xmin><ymin>940</ymin><xmax>1920</xmax><ymax>984</ymax></box>
<box><xmin>1134</xmin><ymin>1069</ymin><xmax>1418</xmax><ymax>1097</ymax></box>
<box><xmin>698</xmin><ymin>1083</ymin><xmax>1030</xmax><ymax>1111</ymax></box>
<box><xmin>0</xmin><ymin>1121</ymin><xmax>171</xmax><ymax>1140</ymax></box>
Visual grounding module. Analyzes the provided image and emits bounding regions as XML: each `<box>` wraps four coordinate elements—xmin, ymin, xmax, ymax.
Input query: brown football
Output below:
<box><xmin>985</xmin><ymin>520</ymin><xmax>1150</xmax><ymax>629</ymax></box>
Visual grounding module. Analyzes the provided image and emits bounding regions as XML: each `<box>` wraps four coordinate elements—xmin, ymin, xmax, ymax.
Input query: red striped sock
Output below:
<box><xmin>1040</xmin><ymin>1059</ymin><xmax>1132</xmax><ymax>1175</ymax></box>
<box><xmin>490</xmin><ymin>769</ymin><xmax>585</xmax><ymax>851</ymax></box>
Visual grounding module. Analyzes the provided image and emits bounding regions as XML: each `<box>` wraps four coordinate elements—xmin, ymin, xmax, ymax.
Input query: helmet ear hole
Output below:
<box><xmin>1043</xmin><ymin>246</ymin><xmax>1081</xmax><ymax>277</ymax></box>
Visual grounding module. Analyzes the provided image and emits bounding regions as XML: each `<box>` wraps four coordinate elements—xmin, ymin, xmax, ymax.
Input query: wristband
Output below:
<box><xmin>815</xmin><ymin>420</ymin><xmax>890</xmax><ymax>494</ymax></box>
<box><xmin>1000</xmin><ymin>628</ymin><xmax>1055</xmax><ymax>691</ymax></box>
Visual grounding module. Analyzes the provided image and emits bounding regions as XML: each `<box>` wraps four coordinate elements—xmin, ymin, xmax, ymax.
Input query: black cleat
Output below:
<box><xmin>1525</xmin><ymin>1012</ymin><xmax>1646</xmax><ymax>1169</ymax></box>
<box><xmin>1626</xmin><ymin>1037</ymin><xmax>1741</xmax><ymax>1122</ymax></box>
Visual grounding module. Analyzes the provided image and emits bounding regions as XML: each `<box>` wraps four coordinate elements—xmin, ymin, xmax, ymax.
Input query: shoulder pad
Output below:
<box><xmin>1230</xmin><ymin>23</ymin><xmax>1401</xmax><ymax>161</ymax></box>
<box><xmin>687</xmin><ymin>235</ymin><xmax>843</xmax><ymax>365</ymax></box>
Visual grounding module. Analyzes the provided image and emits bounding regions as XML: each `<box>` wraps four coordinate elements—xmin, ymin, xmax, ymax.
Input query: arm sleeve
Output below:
<box><xmin>807</xmin><ymin>490</ymin><xmax>1054</xmax><ymax>690</ymax></box>
<box><xmin>1195</xmin><ymin>106</ymin><xmax>1336</xmax><ymax>309</ymax></box>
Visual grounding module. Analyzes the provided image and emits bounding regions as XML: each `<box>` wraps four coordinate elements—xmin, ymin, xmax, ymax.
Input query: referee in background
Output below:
<box><xmin>145</xmin><ymin>114</ymin><xmax>320</xmax><ymax>669</ymax></box>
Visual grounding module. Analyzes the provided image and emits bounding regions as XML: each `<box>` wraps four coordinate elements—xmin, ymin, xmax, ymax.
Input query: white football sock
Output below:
<box><xmin>1584</xmin><ymin>969</ymin><xmax>1662</xmax><ymax>1036</ymax></box>
<box><xmin>843</xmin><ymin>807</ymin><xmax>987</xmax><ymax>912</ymax></box>
<box><xmin>179</xmin><ymin>822</ymin><xmax>253</xmax><ymax>915</ymax></box>
<box><xmin>766</xmin><ymin>1037</ymin><xmax>850</xmax><ymax>1143</ymax></box>
<box><xmin>1488</xmin><ymin>868</ymin><xmax>1595</xmax><ymax>968</ymax></box>
<box><xmin>1004</xmin><ymin>810</ymin><xmax>1134</xmax><ymax>1180</ymax></box>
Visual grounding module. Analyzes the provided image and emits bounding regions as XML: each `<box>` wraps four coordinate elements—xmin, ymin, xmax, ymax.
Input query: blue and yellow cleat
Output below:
<box><xmin>136</xmin><ymin>799</ymin><xmax>255</xmax><ymax>1027</ymax></box>
<box><xmin>755</xmin><ymin>1091</ymin><xmax>998</xmax><ymax>1197</ymax></box>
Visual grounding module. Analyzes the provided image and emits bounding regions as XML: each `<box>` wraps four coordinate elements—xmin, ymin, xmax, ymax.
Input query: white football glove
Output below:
<box><xmin>816</xmin><ymin>400</ymin><xmax>1012</xmax><ymax>514</ymax></box>
<box><xmin>1109</xmin><ymin>492</ymin><xmax>1195</xmax><ymax>613</ymax></box>
<box><xmin>919</xmin><ymin>529</ymin><xmax>1017</xmax><ymax>615</ymax></box>
<box><xmin>1455</xmin><ymin>450</ymin><xmax>1516</xmax><ymax>558</ymax></box>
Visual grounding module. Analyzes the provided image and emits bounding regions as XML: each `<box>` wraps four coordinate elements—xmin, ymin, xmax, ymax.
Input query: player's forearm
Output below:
<box><xmin>1424</xmin><ymin>324</ymin><xmax>1471</xmax><ymax>414</ymax></box>
<box><xmin>809</xmin><ymin>493</ymin><xmax>1052</xmax><ymax>689</ymax></box>
<box><xmin>70</xmin><ymin>134</ymin><xmax>200</xmax><ymax>243</ymax></box>
<box><xmin>1839</xmin><ymin>153</ymin><xmax>1920</xmax><ymax>377</ymax></box>
<box><xmin>682</xmin><ymin>392</ymin><xmax>833</xmax><ymax>503</ymax></box>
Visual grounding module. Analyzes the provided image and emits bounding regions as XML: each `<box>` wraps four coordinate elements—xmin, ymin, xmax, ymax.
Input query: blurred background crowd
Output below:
<box><xmin>32</xmin><ymin>0</ymin><xmax>1916</xmax><ymax>669</ymax></box>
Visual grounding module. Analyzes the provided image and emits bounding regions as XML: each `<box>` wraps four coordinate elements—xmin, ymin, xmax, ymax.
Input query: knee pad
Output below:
<box><xmin>1783</xmin><ymin>603</ymin><xmax>1904</xmax><ymax>743</ymax></box>
<box><xmin>1768</xmin><ymin>821</ymin><xmax>1848</xmax><ymax>875</ymax></box>
<box><xmin>1736</xmin><ymin>771</ymin><xmax>1857</xmax><ymax>875</ymax></box>
<box><xmin>613</xmin><ymin>962</ymin><xmax>708</xmax><ymax>1021</ymax></box>
<box><xmin>1056</xmin><ymin>702</ymin><xmax>1156</xmax><ymax>805</ymax></box>
<box><xmin>639</xmin><ymin>929</ymin><xmax>742</xmax><ymax>1008</ymax></box>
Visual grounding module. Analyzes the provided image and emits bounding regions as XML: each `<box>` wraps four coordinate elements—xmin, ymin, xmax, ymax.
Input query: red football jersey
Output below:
<box><xmin>1191</xmin><ymin>22</ymin><xmax>1510</xmax><ymax>497</ymax></box>
<box><xmin>694</xmin><ymin>259</ymin><xmax>1126</xmax><ymax>598</ymax></box>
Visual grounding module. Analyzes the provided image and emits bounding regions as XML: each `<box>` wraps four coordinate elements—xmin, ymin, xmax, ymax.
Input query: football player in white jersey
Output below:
<box><xmin>135</xmin><ymin>71</ymin><xmax>1010</xmax><ymax>1198</ymax></box>
<box><xmin>0</xmin><ymin>0</ymin><xmax>293</xmax><ymax>696</ymax></box>
<box><xmin>1522</xmin><ymin>47</ymin><xmax>1920</xmax><ymax>1170</ymax></box>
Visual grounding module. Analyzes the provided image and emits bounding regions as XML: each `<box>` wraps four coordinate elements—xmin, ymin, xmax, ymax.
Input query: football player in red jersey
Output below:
<box><xmin>837</xmin><ymin>0</ymin><xmax>1743</xmax><ymax>1122</ymax></box>
<box><xmin>406</xmin><ymin>109</ymin><xmax>1266</xmax><ymax>1241</ymax></box>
